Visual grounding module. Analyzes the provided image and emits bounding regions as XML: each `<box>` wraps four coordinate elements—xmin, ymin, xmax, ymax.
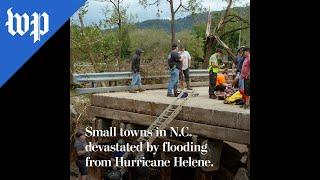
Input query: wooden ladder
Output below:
<box><xmin>120</xmin><ymin>89</ymin><xmax>198</xmax><ymax>174</ymax></box>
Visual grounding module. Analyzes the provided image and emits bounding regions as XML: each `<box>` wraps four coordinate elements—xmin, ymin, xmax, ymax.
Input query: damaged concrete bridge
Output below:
<box><xmin>83</xmin><ymin>86</ymin><xmax>250</xmax><ymax>180</ymax></box>
<box><xmin>87</xmin><ymin>87</ymin><xmax>250</xmax><ymax>145</ymax></box>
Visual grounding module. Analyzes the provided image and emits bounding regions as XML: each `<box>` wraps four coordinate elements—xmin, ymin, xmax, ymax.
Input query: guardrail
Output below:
<box><xmin>73</xmin><ymin>69</ymin><xmax>235</xmax><ymax>94</ymax></box>
<box><xmin>74</xmin><ymin>63</ymin><xmax>107</xmax><ymax>67</ymax></box>
<box><xmin>73</xmin><ymin>69</ymin><xmax>209</xmax><ymax>84</ymax></box>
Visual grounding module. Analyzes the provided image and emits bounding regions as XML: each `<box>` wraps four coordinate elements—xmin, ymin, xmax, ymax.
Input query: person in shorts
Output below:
<box><xmin>179</xmin><ymin>45</ymin><xmax>192</xmax><ymax>90</ymax></box>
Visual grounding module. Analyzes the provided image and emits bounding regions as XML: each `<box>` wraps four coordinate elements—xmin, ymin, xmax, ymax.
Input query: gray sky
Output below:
<box><xmin>71</xmin><ymin>0</ymin><xmax>250</xmax><ymax>26</ymax></box>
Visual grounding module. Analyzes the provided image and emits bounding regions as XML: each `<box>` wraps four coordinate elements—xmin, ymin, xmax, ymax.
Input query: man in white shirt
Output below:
<box><xmin>179</xmin><ymin>45</ymin><xmax>192</xmax><ymax>90</ymax></box>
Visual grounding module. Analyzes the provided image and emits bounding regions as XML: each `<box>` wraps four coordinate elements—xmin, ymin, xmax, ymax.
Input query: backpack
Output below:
<box><xmin>224</xmin><ymin>91</ymin><xmax>243</xmax><ymax>104</ymax></box>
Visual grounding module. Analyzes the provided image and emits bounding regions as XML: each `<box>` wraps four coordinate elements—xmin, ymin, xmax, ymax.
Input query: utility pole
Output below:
<box><xmin>238</xmin><ymin>6</ymin><xmax>245</xmax><ymax>49</ymax></box>
<box><xmin>238</xmin><ymin>26</ymin><xmax>241</xmax><ymax>49</ymax></box>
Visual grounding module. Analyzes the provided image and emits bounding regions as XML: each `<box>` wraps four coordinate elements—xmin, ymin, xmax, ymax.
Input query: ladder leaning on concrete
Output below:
<box><xmin>120</xmin><ymin>89</ymin><xmax>198</xmax><ymax>174</ymax></box>
<box><xmin>138</xmin><ymin>89</ymin><xmax>197</xmax><ymax>146</ymax></box>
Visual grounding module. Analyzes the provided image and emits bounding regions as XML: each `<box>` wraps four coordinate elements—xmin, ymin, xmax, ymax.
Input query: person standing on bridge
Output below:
<box><xmin>129</xmin><ymin>48</ymin><xmax>145</xmax><ymax>93</ymax></box>
<box><xmin>208</xmin><ymin>48</ymin><xmax>225</xmax><ymax>99</ymax></box>
<box><xmin>179</xmin><ymin>45</ymin><xmax>193</xmax><ymax>90</ymax></box>
<box><xmin>167</xmin><ymin>43</ymin><xmax>182</xmax><ymax>97</ymax></box>
<box><xmin>240</xmin><ymin>47</ymin><xmax>250</xmax><ymax>109</ymax></box>
<box><xmin>233</xmin><ymin>47</ymin><xmax>245</xmax><ymax>88</ymax></box>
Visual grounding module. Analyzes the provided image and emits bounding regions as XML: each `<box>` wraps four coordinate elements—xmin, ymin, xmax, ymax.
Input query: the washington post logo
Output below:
<box><xmin>5</xmin><ymin>8</ymin><xmax>49</xmax><ymax>43</ymax></box>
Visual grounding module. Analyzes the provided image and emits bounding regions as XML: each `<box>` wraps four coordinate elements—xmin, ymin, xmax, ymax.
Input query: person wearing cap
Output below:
<box><xmin>208</xmin><ymin>48</ymin><xmax>225</xmax><ymax>99</ymax></box>
<box><xmin>129</xmin><ymin>48</ymin><xmax>145</xmax><ymax>93</ymax></box>
<box><xmin>167</xmin><ymin>43</ymin><xmax>182</xmax><ymax>97</ymax></box>
<box><xmin>74</xmin><ymin>129</ymin><xmax>89</xmax><ymax>180</ymax></box>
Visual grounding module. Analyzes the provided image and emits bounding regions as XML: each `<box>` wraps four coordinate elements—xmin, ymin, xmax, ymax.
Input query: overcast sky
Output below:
<box><xmin>71</xmin><ymin>0</ymin><xmax>250</xmax><ymax>25</ymax></box>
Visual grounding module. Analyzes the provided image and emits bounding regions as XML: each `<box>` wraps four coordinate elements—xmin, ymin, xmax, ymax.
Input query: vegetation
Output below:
<box><xmin>70</xmin><ymin>2</ymin><xmax>250</xmax><ymax>73</ymax></box>
<box><xmin>70</xmin><ymin>1</ymin><xmax>250</xmax><ymax>154</ymax></box>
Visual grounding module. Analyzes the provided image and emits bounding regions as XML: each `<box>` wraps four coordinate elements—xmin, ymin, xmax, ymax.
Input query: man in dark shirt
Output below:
<box><xmin>167</xmin><ymin>43</ymin><xmax>182</xmax><ymax>97</ymax></box>
<box><xmin>233</xmin><ymin>47</ymin><xmax>245</xmax><ymax>88</ymax></box>
<box><xmin>236</xmin><ymin>47</ymin><xmax>245</xmax><ymax>73</ymax></box>
<box><xmin>74</xmin><ymin>130</ymin><xmax>89</xmax><ymax>180</ymax></box>
<box><xmin>130</xmin><ymin>48</ymin><xmax>145</xmax><ymax>93</ymax></box>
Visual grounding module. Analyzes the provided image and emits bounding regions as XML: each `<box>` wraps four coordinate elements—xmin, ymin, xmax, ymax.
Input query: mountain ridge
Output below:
<box><xmin>134</xmin><ymin>6</ymin><xmax>249</xmax><ymax>32</ymax></box>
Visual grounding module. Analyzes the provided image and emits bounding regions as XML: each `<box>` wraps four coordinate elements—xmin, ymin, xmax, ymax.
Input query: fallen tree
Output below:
<box><xmin>203</xmin><ymin>0</ymin><xmax>250</xmax><ymax>68</ymax></box>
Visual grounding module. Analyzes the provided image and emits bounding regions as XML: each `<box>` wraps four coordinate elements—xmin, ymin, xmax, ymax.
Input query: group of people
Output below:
<box><xmin>167</xmin><ymin>43</ymin><xmax>192</xmax><ymax>97</ymax></box>
<box><xmin>167</xmin><ymin>44</ymin><xmax>230</xmax><ymax>98</ymax></box>
<box><xmin>128</xmin><ymin>43</ymin><xmax>250</xmax><ymax>108</ymax></box>
<box><xmin>207</xmin><ymin>46</ymin><xmax>250</xmax><ymax>108</ymax></box>
<box><xmin>233</xmin><ymin>47</ymin><xmax>250</xmax><ymax>108</ymax></box>
<box><xmin>166</xmin><ymin>42</ymin><xmax>250</xmax><ymax>108</ymax></box>
<box><xmin>129</xmin><ymin>43</ymin><xmax>193</xmax><ymax>96</ymax></box>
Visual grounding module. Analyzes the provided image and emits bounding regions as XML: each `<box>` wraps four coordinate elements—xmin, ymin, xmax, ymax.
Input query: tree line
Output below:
<box><xmin>70</xmin><ymin>0</ymin><xmax>250</xmax><ymax>74</ymax></box>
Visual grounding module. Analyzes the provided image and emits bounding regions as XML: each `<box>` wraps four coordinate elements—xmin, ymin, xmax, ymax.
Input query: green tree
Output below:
<box><xmin>139</xmin><ymin>0</ymin><xmax>202</xmax><ymax>44</ymax></box>
<box><xmin>97</xmin><ymin>0</ymin><xmax>129</xmax><ymax>71</ymax></box>
<box><xmin>129</xmin><ymin>28</ymin><xmax>171</xmax><ymax>62</ymax></box>
<box><xmin>176</xmin><ymin>30</ymin><xmax>204</xmax><ymax>68</ymax></box>
<box><xmin>203</xmin><ymin>0</ymin><xmax>250</xmax><ymax>68</ymax></box>
<box><xmin>76</xmin><ymin>2</ymin><xmax>101</xmax><ymax>72</ymax></box>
